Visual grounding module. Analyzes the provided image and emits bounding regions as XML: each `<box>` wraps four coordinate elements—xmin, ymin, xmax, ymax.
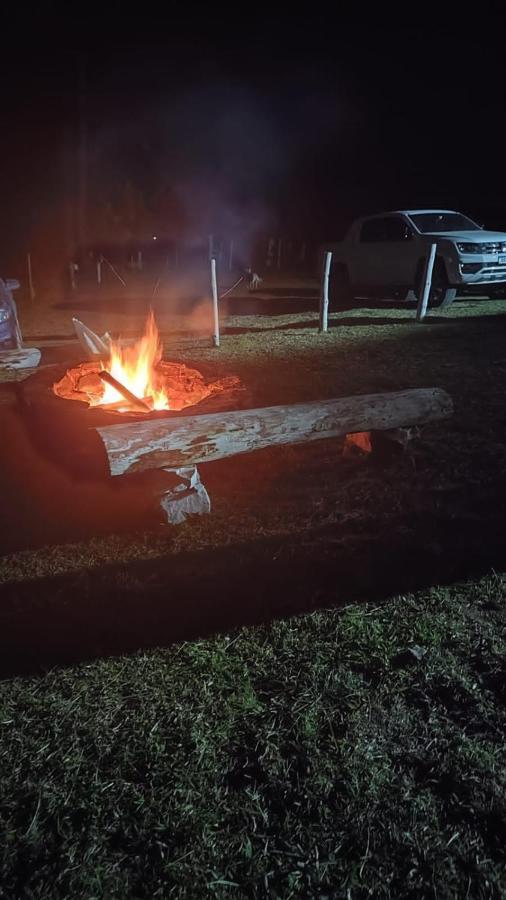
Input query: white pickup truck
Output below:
<box><xmin>323</xmin><ymin>209</ymin><xmax>506</xmax><ymax>308</ymax></box>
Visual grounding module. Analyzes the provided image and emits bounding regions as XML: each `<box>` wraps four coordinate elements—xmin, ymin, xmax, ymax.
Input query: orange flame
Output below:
<box><xmin>99</xmin><ymin>311</ymin><xmax>169</xmax><ymax>410</ymax></box>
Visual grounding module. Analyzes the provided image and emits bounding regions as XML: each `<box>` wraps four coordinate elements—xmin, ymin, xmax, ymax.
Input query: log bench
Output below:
<box><xmin>96</xmin><ymin>388</ymin><xmax>453</xmax><ymax>477</ymax></box>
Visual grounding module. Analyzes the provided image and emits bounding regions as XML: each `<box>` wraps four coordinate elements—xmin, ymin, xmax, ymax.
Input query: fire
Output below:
<box><xmin>53</xmin><ymin>309</ymin><xmax>243</xmax><ymax>415</ymax></box>
<box><xmin>97</xmin><ymin>311</ymin><xmax>169</xmax><ymax>411</ymax></box>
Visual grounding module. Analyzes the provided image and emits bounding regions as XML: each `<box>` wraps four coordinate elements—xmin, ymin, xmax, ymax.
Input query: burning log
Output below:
<box><xmin>96</xmin><ymin>387</ymin><xmax>453</xmax><ymax>477</ymax></box>
<box><xmin>97</xmin><ymin>370</ymin><xmax>151</xmax><ymax>413</ymax></box>
<box><xmin>98</xmin><ymin>397</ymin><xmax>152</xmax><ymax>413</ymax></box>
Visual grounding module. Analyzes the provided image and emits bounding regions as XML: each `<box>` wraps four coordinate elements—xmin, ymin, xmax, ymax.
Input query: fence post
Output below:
<box><xmin>319</xmin><ymin>251</ymin><xmax>333</xmax><ymax>333</ymax></box>
<box><xmin>211</xmin><ymin>257</ymin><xmax>220</xmax><ymax>348</ymax></box>
<box><xmin>416</xmin><ymin>243</ymin><xmax>437</xmax><ymax>322</ymax></box>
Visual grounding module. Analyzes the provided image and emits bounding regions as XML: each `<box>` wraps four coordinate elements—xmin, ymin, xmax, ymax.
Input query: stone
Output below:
<box><xmin>0</xmin><ymin>348</ymin><xmax>41</xmax><ymax>370</ymax></box>
<box><xmin>160</xmin><ymin>465</ymin><xmax>211</xmax><ymax>525</ymax></box>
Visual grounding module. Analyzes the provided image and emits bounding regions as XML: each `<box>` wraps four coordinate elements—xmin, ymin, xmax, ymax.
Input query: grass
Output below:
<box><xmin>1</xmin><ymin>285</ymin><xmax>506</xmax><ymax>896</ymax></box>
<box><xmin>0</xmin><ymin>573</ymin><xmax>505</xmax><ymax>899</ymax></box>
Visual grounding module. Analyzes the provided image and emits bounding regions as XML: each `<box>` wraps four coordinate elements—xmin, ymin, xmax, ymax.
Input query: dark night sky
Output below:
<box><xmin>2</xmin><ymin>3</ymin><xmax>506</xmax><ymax>266</ymax></box>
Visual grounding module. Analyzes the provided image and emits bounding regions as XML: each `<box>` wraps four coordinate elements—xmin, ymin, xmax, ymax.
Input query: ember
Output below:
<box><xmin>53</xmin><ymin>312</ymin><xmax>240</xmax><ymax>415</ymax></box>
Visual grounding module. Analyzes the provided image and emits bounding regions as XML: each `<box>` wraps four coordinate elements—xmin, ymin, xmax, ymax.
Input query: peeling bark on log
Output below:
<box><xmin>96</xmin><ymin>388</ymin><xmax>453</xmax><ymax>477</ymax></box>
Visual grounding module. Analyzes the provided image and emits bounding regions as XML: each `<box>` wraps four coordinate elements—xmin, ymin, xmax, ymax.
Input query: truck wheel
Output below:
<box><xmin>415</xmin><ymin>258</ymin><xmax>456</xmax><ymax>309</ymax></box>
<box><xmin>439</xmin><ymin>287</ymin><xmax>457</xmax><ymax>309</ymax></box>
<box><xmin>329</xmin><ymin>264</ymin><xmax>352</xmax><ymax>306</ymax></box>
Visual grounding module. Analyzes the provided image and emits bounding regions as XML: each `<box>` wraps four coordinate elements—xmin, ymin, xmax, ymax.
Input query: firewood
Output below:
<box><xmin>97</xmin><ymin>396</ymin><xmax>152</xmax><ymax>413</ymax></box>
<box><xmin>97</xmin><ymin>371</ymin><xmax>151</xmax><ymax>413</ymax></box>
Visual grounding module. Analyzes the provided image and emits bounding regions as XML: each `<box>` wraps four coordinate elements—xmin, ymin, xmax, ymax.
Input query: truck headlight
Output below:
<box><xmin>0</xmin><ymin>308</ymin><xmax>10</xmax><ymax>323</ymax></box>
<box><xmin>456</xmin><ymin>243</ymin><xmax>482</xmax><ymax>253</ymax></box>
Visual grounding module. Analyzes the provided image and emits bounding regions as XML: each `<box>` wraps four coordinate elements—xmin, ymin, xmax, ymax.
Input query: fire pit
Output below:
<box><xmin>18</xmin><ymin>312</ymin><xmax>246</xmax><ymax>497</ymax></box>
<box><xmin>53</xmin><ymin>311</ymin><xmax>240</xmax><ymax>417</ymax></box>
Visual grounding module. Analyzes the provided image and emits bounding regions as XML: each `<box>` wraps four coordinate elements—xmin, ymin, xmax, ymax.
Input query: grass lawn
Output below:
<box><xmin>1</xmin><ymin>574</ymin><xmax>505</xmax><ymax>898</ymax></box>
<box><xmin>1</xmin><ymin>284</ymin><xmax>506</xmax><ymax>897</ymax></box>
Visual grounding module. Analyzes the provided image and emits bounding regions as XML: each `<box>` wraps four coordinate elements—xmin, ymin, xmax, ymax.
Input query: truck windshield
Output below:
<box><xmin>409</xmin><ymin>213</ymin><xmax>481</xmax><ymax>233</ymax></box>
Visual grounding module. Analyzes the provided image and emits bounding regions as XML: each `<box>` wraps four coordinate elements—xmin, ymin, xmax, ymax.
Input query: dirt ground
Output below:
<box><xmin>1</xmin><ymin>280</ymin><xmax>505</xmax><ymax>672</ymax></box>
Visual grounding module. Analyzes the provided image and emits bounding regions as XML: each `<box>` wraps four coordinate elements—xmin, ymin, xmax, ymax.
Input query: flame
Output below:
<box><xmin>98</xmin><ymin>311</ymin><xmax>169</xmax><ymax>411</ymax></box>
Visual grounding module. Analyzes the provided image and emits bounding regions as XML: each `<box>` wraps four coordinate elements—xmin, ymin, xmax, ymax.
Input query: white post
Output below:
<box><xmin>96</xmin><ymin>257</ymin><xmax>102</xmax><ymax>285</ymax></box>
<box><xmin>319</xmin><ymin>251</ymin><xmax>333</xmax><ymax>333</ymax></box>
<box><xmin>27</xmin><ymin>253</ymin><xmax>35</xmax><ymax>301</ymax></box>
<box><xmin>416</xmin><ymin>243</ymin><xmax>437</xmax><ymax>322</ymax></box>
<box><xmin>211</xmin><ymin>257</ymin><xmax>220</xmax><ymax>348</ymax></box>
<box><xmin>69</xmin><ymin>262</ymin><xmax>76</xmax><ymax>291</ymax></box>
<box><xmin>229</xmin><ymin>239</ymin><xmax>234</xmax><ymax>271</ymax></box>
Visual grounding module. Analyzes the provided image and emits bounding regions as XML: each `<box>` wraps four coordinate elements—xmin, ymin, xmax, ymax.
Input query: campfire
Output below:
<box><xmin>53</xmin><ymin>311</ymin><xmax>240</xmax><ymax>415</ymax></box>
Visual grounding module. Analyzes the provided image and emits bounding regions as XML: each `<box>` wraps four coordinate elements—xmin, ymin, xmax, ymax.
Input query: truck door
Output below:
<box><xmin>352</xmin><ymin>217</ymin><xmax>390</xmax><ymax>288</ymax></box>
<box><xmin>379</xmin><ymin>217</ymin><xmax>419</xmax><ymax>289</ymax></box>
<box><xmin>352</xmin><ymin>216</ymin><xmax>418</xmax><ymax>292</ymax></box>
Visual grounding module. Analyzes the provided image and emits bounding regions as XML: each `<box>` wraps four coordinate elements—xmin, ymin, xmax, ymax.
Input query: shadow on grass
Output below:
<box><xmin>0</xmin><ymin>496</ymin><xmax>505</xmax><ymax>679</ymax></box>
<box><xmin>223</xmin><ymin>311</ymin><xmax>506</xmax><ymax>334</ymax></box>
<box><xmin>327</xmin><ymin>311</ymin><xmax>506</xmax><ymax>329</ymax></box>
<box><xmin>223</xmin><ymin>296</ymin><xmax>320</xmax><ymax>316</ymax></box>
<box><xmin>222</xmin><ymin>317</ymin><xmax>411</xmax><ymax>334</ymax></box>
<box><xmin>224</xmin><ymin>297</ymin><xmax>506</xmax><ymax>323</ymax></box>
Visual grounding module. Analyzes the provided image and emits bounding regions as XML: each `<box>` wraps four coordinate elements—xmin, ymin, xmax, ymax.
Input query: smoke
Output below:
<box><xmin>88</xmin><ymin>77</ymin><xmax>350</xmax><ymax>261</ymax></box>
